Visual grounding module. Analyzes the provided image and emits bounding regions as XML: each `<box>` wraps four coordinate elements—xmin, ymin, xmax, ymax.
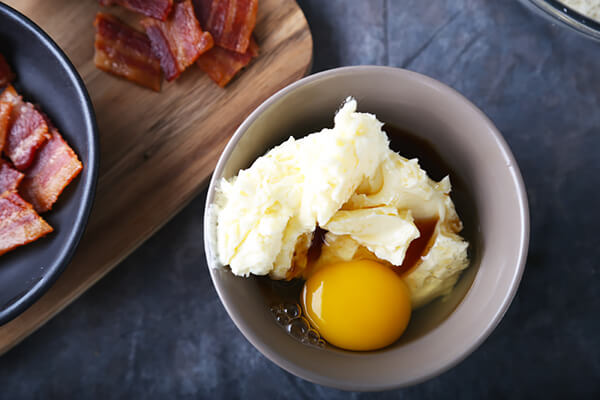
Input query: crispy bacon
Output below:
<box><xmin>0</xmin><ymin>191</ymin><xmax>53</xmax><ymax>256</ymax></box>
<box><xmin>141</xmin><ymin>0</ymin><xmax>214</xmax><ymax>81</ymax></box>
<box><xmin>196</xmin><ymin>37</ymin><xmax>258</xmax><ymax>87</ymax></box>
<box><xmin>98</xmin><ymin>0</ymin><xmax>174</xmax><ymax>21</ymax></box>
<box><xmin>20</xmin><ymin>127</ymin><xmax>82</xmax><ymax>213</ymax></box>
<box><xmin>94</xmin><ymin>13</ymin><xmax>162</xmax><ymax>91</ymax></box>
<box><xmin>0</xmin><ymin>54</ymin><xmax>15</xmax><ymax>87</ymax></box>
<box><xmin>0</xmin><ymin>159</ymin><xmax>24</xmax><ymax>194</ymax></box>
<box><xmin>0</xmin><ymin>85</ymin><xmax>50</xmax><ymax>171</ymax></box>
<box><xmin>0</xmin><ymin>101</ymin><xmax>12</xmax><ymax>153</ymax></box>
<box><xmin>0</xmin><ymin>84</ymin><xmax>18</xmax><ymax>104</ymax></box>
<box><xmin>200</xmin><ymin>0</ymin><xmax>258</xmax><ymax>54</ymax></box>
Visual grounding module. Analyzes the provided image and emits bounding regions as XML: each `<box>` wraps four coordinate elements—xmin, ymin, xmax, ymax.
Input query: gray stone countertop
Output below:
<box><xmin>1</xmin><ymin>0</ymin><xmax>599</xmax><ymax>398</ymax></box>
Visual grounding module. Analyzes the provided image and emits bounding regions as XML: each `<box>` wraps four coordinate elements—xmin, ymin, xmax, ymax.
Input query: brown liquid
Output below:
<box><xmin>306</xmin><ymin>227</ymin><xmax>326</xmax><ymax>268</ymax></box>
<box><xmin>382</xmin><ymin>123</ymin><xmax>479</xmax><ymax>263</ymax></box>
<box><xmin>393</xmin><ymin>217</ymin><xmax>438</xmax><ymax>276</ymax></box>
<box><xmin>297</xmin><ymin>217</ymin><xmax>437</xmax><ymax>278</ymax></box>
<box><xmin>383</xmin><ymin>124</ymin><xmax>457</xmax><ymax>182</ymax></box>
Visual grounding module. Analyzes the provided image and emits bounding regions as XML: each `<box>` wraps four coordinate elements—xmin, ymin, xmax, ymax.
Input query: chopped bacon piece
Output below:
<box><xmin>0</xmin><ymin>84</ymin><xmax>19</xmax><ymax>106</ymax></box>
<box><xmin>0</xmin><ymin>191</ymin><xmax>53</xmax><ymax>256</ymax></box>
<box><xmin>0</xmin><ymin>85</ymin><xmax>50</xmax><ymax>171</ymax></box>
<box><xmin>196</xmin><ymin>37</ymin><xmax>258</xmax><ymax>87</ymax></box>
<box><xmin>248</xmin><ymin>38</ymin><xmax>259</xmax><ymax>58</ymax></box>
<box><xmin>98</xmin><ymin>0</ymin><xmax>174</xmax><ymax>21</ymax></box>
<box><xmin>0</xmin><ymin>101</ymin><xmax>13</xmax><ymax>153</ymax></box>
<box><xmin>94</xmin><ymin>13</ymin><xmax>162</xmax><ymax>91</ymax></box>
<box><xmin>141</xmin><ymin>0</ymin><xmax>214</xmax><ymax>81</ymax></box>
<box><xmin>0</xmin><ymin>159</ymin><xmax>24</xmax><ymax>194</ymax></box>
<box><xmin>20</xmin><ymin>127</ymin><xmax>82</xmax><ymax>213</ymax></box>
<box><xmin>200</xmin><ymin>0</ymin><xmax>258</xmax><ymax>54</ymax></box>
<box><xmin>0</xmin><ymin>54</ymin><xmax>15</xmax><ymax>87</ymax></box>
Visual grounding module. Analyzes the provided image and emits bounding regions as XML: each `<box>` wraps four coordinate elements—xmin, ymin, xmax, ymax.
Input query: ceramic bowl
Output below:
<box><xmin>204</xmin><ymin>66</ymin><xmax>529</xmax><ymax>390</ymax></box>
<box><xmin>0</xmin><ymin>4</ymin><xmax>98</xmax><ymax>325</ymax></box>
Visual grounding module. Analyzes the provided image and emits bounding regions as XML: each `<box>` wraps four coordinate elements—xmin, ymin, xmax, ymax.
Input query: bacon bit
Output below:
<box><xmin>201</xmin><ymin>0</ymin><xmax>258</xmax><ymax>54</ymax></box>
<box><xmin>0</xmin><ymin>84</ymin><xmax>19</xmax><ymax>105</ymax></box>
<box><xmin>0</xmin><ymin>54</ymin><xmax>15</xmax><ymax>87</ymax></box>
<box><xmin>0</xmin><ymin>85</ymin><xmax>50</xmax><ymax>171</ymax></box>
<box><xmin>94</xmin><ymin>13</ymin><xmax>162</xmax><ymax>91</ymax></box>
<box><xmin>248</xmin><ymin>37</ymin><xmax>259</xmax><ymax>58</ymax></box>
<box><xmin>20</xmin><ymin>127</ymin><xmax>83</xmax><ymax>213</ymax></box>
<box><xmin>98</xmin><ymin>0</ymin><xmax>174</xmax><ymax>21</ymax></box>
<box><xmin>0</xmin><ymin>159</ymin><xmax>24</xmax><ymax>194</ymax></box>
<box><xmin>6</xmin><ymin>103</ymin><xmax>49</xmax><ymax>171</ymax></box>
<box><xmin>141</xmin><ymin>0</ymin><xmax>214</xmax><ymax>81</ymax></box>
<box><xmin>0</xmin><ymin>191</ymin><xmax>53</xmax><ymax>256</ymax></box>
<box><xmin>0</xmin><ymin>101</ymin><xmax>13</xmax><ymax>153</ymax></box>
<box><xmin>196</xmin><ymin>37</ymin><xmax>258</xmax><ymax>87</ymax></box>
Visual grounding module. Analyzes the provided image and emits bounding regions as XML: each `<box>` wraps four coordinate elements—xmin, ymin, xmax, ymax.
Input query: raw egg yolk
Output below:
<box><xmin>301</xmin><ymin>260</ymin><xmax>412</xmax><ymax>351</ymax></box>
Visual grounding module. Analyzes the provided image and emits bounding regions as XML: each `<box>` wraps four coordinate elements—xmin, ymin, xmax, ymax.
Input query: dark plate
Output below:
<box><xmin>0</xmin><ymin>4</ymin><xmax>99</xmax><ymax>325</ymax></box>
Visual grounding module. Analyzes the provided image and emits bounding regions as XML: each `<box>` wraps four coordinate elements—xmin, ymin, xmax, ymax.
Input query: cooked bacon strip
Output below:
<box><xmin>0</xmin><ymin>191</ymin><xmax>53</xmax><ymax>256</ymax></box>
<box><xmin>196</xmin><ymin>37</ymin><xmax>258</xmax><ymax>87</ymax></box>
<box><xmin>94</xmin><ymin>13</ymin><xmax>162</xmax><ymax>91</ymax></box>
<box><xmin>0</xmin><ymin>85</ymin><xmax>50</xmax><ymax>171</ymax></box>
<box><xmin>0</xmin><ymin>101</ymin><xmax>12</xmax><ymax>153</ymax></box>
<box><xmin>200</xmin><ymin>0</ymin><xmax>258</xmax><ymax>54</ymax></box>
<box><xmin>0</xmin><ymin>54</ymin><xmax>15</xmax><ymax>87</ymax></box>
<box><xmin>98</xmin><ymin>0</ymin><xmax>174</xmax><ymax>21</ymax></box>
<box><xmin>0</xmin><ymin>159</ymin><xmax>24</xmax><ymax>194</ymax></box>
<box><xmin>20</xmin><ymin>126</ymin><xmax>82</xmax><ymax>213</ymax></box>
<box><xmin>141</xmin><ymin>0</ymin><xmax>214</xmax><ymax>81</ymax></box>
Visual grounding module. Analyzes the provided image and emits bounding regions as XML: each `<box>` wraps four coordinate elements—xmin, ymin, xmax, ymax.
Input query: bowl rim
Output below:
<box><xmin>518</xmin><ymin>0</ymin><xmax>600</xmax><ymax>41</ymax></box>
<box><xmin>204</xmin><ymin>66</ymin><xmax>530</xmax><ymax>390</ymax></box>
<box><xmin>0</xmin><ymin>3</ymin><xmax>99</xmax><ymax>325</ymax></box>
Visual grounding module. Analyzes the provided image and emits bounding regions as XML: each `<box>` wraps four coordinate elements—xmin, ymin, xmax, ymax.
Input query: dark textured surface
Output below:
<box><xmin>2</xmin><ymin>0</ymin><xmax>600</xmax><ymax>398</ymax></box>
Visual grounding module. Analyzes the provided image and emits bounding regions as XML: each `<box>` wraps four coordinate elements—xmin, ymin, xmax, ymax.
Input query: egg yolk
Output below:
<box><xmin>301</xmin><ymin>260</ymin><xmax>412</xmax><ymax>351</ymax></box>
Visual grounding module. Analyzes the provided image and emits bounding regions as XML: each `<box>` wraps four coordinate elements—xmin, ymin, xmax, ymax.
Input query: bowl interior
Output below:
<box><xmin>206</xmin><ymin>67</ymin><xmax>528</xmax><ymax>390</ymax></box>
<box><xmin>0</xmin><ymin>5</ymin><xmax>97</xmax><ymax>324</ymax></box>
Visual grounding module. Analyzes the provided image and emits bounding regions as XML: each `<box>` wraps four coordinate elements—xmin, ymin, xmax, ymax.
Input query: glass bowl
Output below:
<box><xmin>518</xmin><ymin>0</ymin><xmax>600</xmax><ymax>41</ymax></box>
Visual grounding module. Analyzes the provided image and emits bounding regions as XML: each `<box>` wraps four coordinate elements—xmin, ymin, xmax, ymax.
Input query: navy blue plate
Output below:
<box><xmin>0</xmin><ymin>4</ymin><xmax>99</xmax><ymax>325</ymax></box>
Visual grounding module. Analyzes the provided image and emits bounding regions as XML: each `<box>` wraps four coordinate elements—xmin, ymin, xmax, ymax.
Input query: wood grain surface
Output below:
<box><xmin>0</xmin><ymin>0</ymin><xmax>312</xmax><ymax>354</ymax></box>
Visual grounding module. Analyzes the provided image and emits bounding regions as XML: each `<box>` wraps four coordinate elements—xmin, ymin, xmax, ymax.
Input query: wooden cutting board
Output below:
<box><xmin>0</xmin><ymin>0</ymin><xmax>312</xmax><ymax>354</ymax></box>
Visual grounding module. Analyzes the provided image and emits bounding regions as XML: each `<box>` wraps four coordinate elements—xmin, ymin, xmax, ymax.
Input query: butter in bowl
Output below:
<box><xmin>204</xmin><ymin>66</ymin><xmax>529</xmax><ymax>390</ymax></box>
